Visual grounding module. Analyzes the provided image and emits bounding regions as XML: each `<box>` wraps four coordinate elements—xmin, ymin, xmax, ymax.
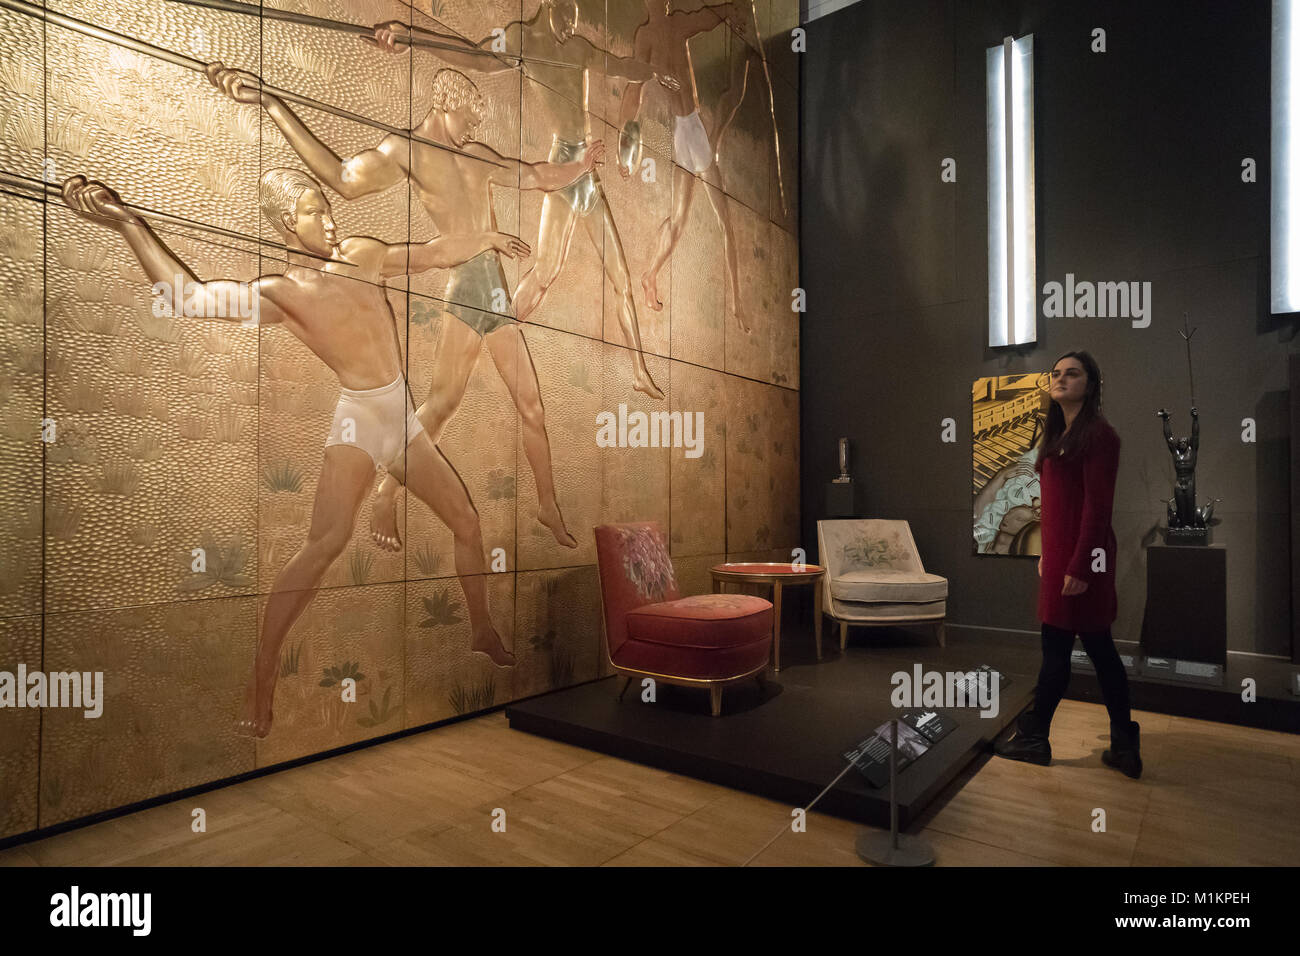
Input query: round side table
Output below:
<box><xmin>709</xmin><ymin>562</ymin><xmax>825</xmax><ymax>672</ymax></box>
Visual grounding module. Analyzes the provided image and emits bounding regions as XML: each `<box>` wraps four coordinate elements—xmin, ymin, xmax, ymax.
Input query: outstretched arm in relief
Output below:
<box><xmin>376</xmin><ymin>231</ymin><xmax>532</xmax><ymax>279</ymax></box>
<box><xmin>205</xmin><ymin>62</ymin><xmax>406</xmax><ymax>201</ymax></box>
<box><xmin>61</xmin><ymin>175</ymin><xmax>289</xmax><ymax>326</ymax></box>
<box><xmin>467</xmin><ymin>139</ymin><xmax>607</xmax><ymax>192</ymax></box>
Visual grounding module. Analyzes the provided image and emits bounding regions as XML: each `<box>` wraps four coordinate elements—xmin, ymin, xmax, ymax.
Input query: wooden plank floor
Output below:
<box><xmin>2</xmin><ymin>698</ymin><xmax>1296</xmax><ymax>866</ymax></box>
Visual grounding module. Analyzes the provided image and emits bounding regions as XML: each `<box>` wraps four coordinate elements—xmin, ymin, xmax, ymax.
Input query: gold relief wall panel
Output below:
<box><xmin>402</xmin><ymin>298</ymin><xmax>519</xmax><ymax>584</ymax></box>
<box><xmin>417</xmin><ymin>0</ymin><xmax>524</xmax><ymax>55</ymax></box>
<box><xmin>521</xmin><ymin>0</ymin><xmax>611</xmax><ymax>119</ymax></box>
<box><xmin>725</xmin><ymin>374</ymin><xmax>798</xmax><ymax>554</ymax></box>
<box><xmin>768</xmin><ymin>218</ymin><xmax>799</xmax><ymax>388</ymax></box>
<box><xmin>44</xmin><ymin>207</ymin><xmax>261</xmax><ymax>613</ymax></box>
<box><xmin>253</xmin><ymin>580</ymin><xmax>406</xmax><ymax>768</ymax></box>
<box><xmin>0</xmin><ymin>8</ymin><xmax>47</xmax><ymax>185</ymax></box>
<box><xmin>514</xmin><ymin>565</ymin><xmax>601</xmax><ymax>698</ymax></box>
<box><xmin>600</xmin><ymin>342</ymin><xmax>670</xmax><ymax>525</ymax></box>
<box><xmin>0</xmin><ymin>194</ymin><xmax>44</xmax><ymax>620</ymax></box>
<box><xmin>408</xmin><ymin>185</ymin><xmax>523</xmax><ymax>306</ymax></box>
<box><xmin>255</xmin><ymin>290</ymin><xmax>408</xmax><ymax>595</ymax></box>
<box><xmin>44</xmin><ymin>14</ymin><xmax>261</xmax><ymax>239</ymax></box>
<box><xmin>715</xmin><ymin>26</ymin><xmax>772</xmax><ymax>221</ymax></box>
<box><xmin>725</xmin><ymin>548</ymin><xmax>790</xmax><ymax>569</ymax></box>
<box><xmin>262</xmin><ymin>0</ymin><xmax>413</xmax><ymax>133</ymax></box>
<box><xmin>597</xmin><ymin>116</ymin><xmax>673</xmax><ymax>362</ymax></box>
<box><xmin>407</xmin><ymin>0</ymin><xmax>524</xmax><ymax>146</ymax></box>
<box><xmin>259</xmin><ymin>106</ymin><xmax>411</xmax><ymax>249</ymax></box>
<box><xmin>258</xmin><ymin>320</ymin><xmax>327</xmax><ymax>592</ymax></box>
<box><xmin>766</xmin><ymin>0</ymin><xmax>800</xmax><ymax>91</ymax></box>
<box><xmin>765</xmin><ymin>379</ymin><xmax>799</xmax><ymax>551</ymax></box>
<box><xmin>39</xmin><ymin>596</ymin><xmax>258</xmax><ymax>826</ymax></box>
<box><xmin>0</xmin><ymin>0</ymin><xmax>799</xmax><ymax>837</ymax></box>
<box><xmin>410</xmin><ymin>51</ymin><xmax>522</xmax><ymax>161</ymax></box>
<box><xmin>406</xmin><ymin>59</ymin><xmax>522</xmax><ymax>305</ymax></box>
<box><xmin>679</xmin><ymin>0</ymin><xmax>731</xmax><ymax>108</ymax></box>
<box><xmin>669</xmin><ymin>180</ymin><xmax>726</xmax><ymax>370</ymax></box>
<box><xmin>670</xmin><ymin>552</ymin><xmax>726</xmax><ymax>602</ymax></box>
<box><xmin>0</xmin><ymin>616</ymin><xmax>41</xmax><ymax>839</ymax></box>
<box><xmin>598</xmin><ymin>1</ymin><xmax>677</xmax><ymax>170</ymax></box>
<box><xmin>723</xmin><ymin>192</ymin><xmax>779</xmax><ymax>382</ymax></box>
<box><xmin>404</xmin><ymin>572</ymin><xmax>516</xmax><ymax>729</ymax></box>
<box><xmin>669</xmin><ymin>360</ymin><xmax>726</xmax><ymax>557</ymax></box>
<box><xmin>514</xmin><ymin>78</ymin><xmax>605</xmax><ymax>341</ymax></box>
<box><xmin>597</xmin><ymin>6</ymin><xmax>645</xmax><ymax>130</ymax></box>
<box><xmin>768</xmin><ymin>67</ymin><xmax>798</xmax><ymax>234</ymax></box>
<box><xmin>514</xmin><ymin>320</ymin><xmax>602</xmax><ymax>571</ymax></box>
<box><xmin>48</xmin><ymin>0</ymin><xmax>261</xmax><ymax>65</ymax></box>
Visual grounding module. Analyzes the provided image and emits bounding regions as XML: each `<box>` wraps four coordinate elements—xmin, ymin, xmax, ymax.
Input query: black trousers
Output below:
<box><xmin>1032</xmin><ymin>623</ymin><xmax>1133</xmax><ymax>732</ymax></box>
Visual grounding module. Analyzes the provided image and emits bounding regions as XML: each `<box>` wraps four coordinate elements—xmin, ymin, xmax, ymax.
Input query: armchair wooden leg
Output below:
<box><xmin>839</xmin><ymin>620</ymin><xmax>848</xmax><ymax>651</ymax></box>
<box><xmin>709</xmin><ymin>684</ymin><xmax>722</xmax><ymax>717</ymax></box>
<box><xmin>935</xmin><ymin>620</ymin><xmax>946</xmax><ymax>648</ymax></box>
<box><xmin>617</xmin><ymin>676</ymin><xmax>632</xmax><ymax>701</ymax></box>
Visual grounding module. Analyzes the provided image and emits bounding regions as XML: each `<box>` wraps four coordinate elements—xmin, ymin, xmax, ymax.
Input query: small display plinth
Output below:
<box><xmin>1141</xmin><ymin>544</ymin><xmax>1227</xmax><ymax>667</ymax></box>
<box><xmin>825</xmin><ymin>479</ymin><xmax>859</xmax><ymax>518</ymax></box>
<box><xmin>1163</xmin><ymin>526</ymin><xmax>1211</xmax><ymax>545</ymax></box>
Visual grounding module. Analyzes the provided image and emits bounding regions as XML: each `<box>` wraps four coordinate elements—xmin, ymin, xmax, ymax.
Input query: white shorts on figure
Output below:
<box><xmin>324</xmin><ymin>376</ymin><xmax>425</xmax><ymax>471</ymax></box>
<box><xmin>673</xmin><ymin>110</ymin><xmax>714</xmax><ymax>174</ymax></box>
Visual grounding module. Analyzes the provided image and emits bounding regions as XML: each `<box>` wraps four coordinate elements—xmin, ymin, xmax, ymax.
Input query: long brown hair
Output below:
<box><xmin>1035</xmin><ymin>350</ymin><xmax>1104</xmax><ymax>471</ymax></box>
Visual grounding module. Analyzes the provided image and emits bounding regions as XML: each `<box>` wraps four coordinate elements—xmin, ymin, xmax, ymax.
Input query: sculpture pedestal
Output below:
<box><xmin>825</xmin><ymin>479</ymin><xmax>860</xmax><ymax>518</ymax></box>
<box><xmin>1140</xmin><ymin>544</ymin><xmax>1227</xmax><ymax>666</ymax></box>
<box><xmin>1163</xmin><ymin>526</ymin><xmax>1211</xmax><ymax>545</ymax></box>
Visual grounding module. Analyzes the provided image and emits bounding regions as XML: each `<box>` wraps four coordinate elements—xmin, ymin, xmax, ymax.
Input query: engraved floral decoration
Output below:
<box><xmin>673</xmin><ymin>594</ymin><xmax>752</xmax><ymax>611</ymax></box>
<box><xmin>616</xmin><ymin>525</ymin><xmax>677</xmax><ymax>603</ymax></box>
<box><xmin>843</xmin><ymin>535</ymin><xmax>912</xmax><ymax>570</ymax></box>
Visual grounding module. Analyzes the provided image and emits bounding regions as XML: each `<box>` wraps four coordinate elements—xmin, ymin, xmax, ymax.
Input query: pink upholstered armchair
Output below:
<box><xmin>594</xmin><ymin>522</ymin><xmax>773</xmax><ymax>716</ymax></box>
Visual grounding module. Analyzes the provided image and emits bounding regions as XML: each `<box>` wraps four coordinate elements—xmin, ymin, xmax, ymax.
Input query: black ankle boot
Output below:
<box><xmin>994</xmin><ymin>710</ymin><xmax>1052</xmax><ymax>766</ymax></box>
<box><xmin>1102</xmin><ymin>720</ymin><xmax>1142</xmax><ymax>779</ymax></box>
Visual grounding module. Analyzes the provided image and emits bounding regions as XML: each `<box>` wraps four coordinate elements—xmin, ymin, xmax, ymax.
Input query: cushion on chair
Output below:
<box><xmin>614</xmin><ymin>594</ymin><xmax>773</xmax><ymax>680</ymax></box>
<box><xmin>831</xmin><ymin>569</ymin><xmax>948</xmax><ymax>604</ymax></box>
<box><xmin>626</xmin><ymin>594</ymin><xmax>772</xmax><ymax>647</ymax></box>
<box><xmin>830</xmin><ymin>597</ymin><xmax>946</xmax><ymax>622</ymax></box>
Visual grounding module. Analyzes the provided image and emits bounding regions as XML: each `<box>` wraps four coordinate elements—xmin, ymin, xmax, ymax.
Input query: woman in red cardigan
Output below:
<box><xmin>995</xmin><ymin>351</ymin><xmax>1142</xmax><ymax>778</ymax></box>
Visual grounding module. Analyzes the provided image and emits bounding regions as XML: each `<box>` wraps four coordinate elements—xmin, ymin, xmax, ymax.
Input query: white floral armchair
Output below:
<box><xmin>817</xmin><ymin>519</ymin><xmax>948</xmax><ymax>649</ymax></box>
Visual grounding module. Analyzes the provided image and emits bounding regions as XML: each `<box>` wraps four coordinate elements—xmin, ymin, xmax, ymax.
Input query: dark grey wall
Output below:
<box><xmin>799</xmin><ymin>0</ymin><xmax>1296</xmax><ymax>655</ymax></box>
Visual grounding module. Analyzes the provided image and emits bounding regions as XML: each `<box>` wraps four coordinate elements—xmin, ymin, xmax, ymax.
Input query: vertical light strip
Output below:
<box><xmin>988</xmin><ymin>34</ymin><xmax>1037</xmax><ymax>345</ymax></box>
<box><xmin>1274</xmin><ymin>0</ymin><xmax>1299</xmax><ymax>314</ymax></box>
<box><xmin>1003</xmin><ymin>36</ymin><xmax>1016</xmax><ymax>344</ymax></box>
<box><xmin>1012</xmin><ymin>35</ymin><xmax>1036</xmax><ymax>344</ymax></box>
<box><xmin>987</xmin><ymin>43</ymin><xmax>1008</xmax><ymax>345</ymax></box>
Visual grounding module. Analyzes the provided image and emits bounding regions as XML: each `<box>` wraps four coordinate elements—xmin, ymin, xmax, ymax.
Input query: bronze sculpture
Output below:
<box><xmin>1158</xmin><ymin>318</ymin><xmax>1215</xmax><ymax>543</ymax></box>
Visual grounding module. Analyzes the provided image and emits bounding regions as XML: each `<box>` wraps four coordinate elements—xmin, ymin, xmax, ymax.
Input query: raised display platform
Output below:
<box><xmin>507</xmin><ymin>602</ymin><xmax>1300</xmax><ymax>828</ymax></box>
<box><xmin>506</xmin><ymin>627</ymin><xmax>1037</xmax><ymax>829</ymax></box>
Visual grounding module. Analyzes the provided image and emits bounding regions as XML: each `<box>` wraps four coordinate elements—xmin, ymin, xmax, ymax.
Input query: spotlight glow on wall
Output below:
<box><xmin>987</xmin><ymin>34</ymin><xmax>1037</xmax><ymax>346</ymax></box>
<box><xmin>1274</xmin><ymin>0</ymin><xmax>1300</xmax><ymax>314</ymax></box>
